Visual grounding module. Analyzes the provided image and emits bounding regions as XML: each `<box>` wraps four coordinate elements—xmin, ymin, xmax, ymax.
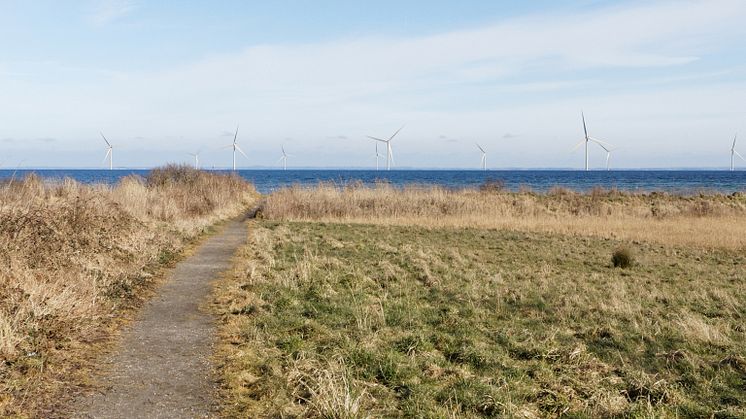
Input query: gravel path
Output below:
<box><xmin>73</xmin><ymin>218</ymin><xmax>247</xmax><ymax>418</ymax></box>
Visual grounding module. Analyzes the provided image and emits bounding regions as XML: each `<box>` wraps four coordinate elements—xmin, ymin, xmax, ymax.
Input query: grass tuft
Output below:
<box><xmin>611</xmin><ymin>247</ymin><xmax>635</xmax><ymax>268</ymax></box>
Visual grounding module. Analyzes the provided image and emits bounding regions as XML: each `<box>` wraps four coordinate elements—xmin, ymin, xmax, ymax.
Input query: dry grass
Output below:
<box><xmin>264</xmin><ymin>183</ymin><xmax>746</xmax><ymax>249</ymax></box>
<box><xmin>0</xmin><ymin>165</ymin><xmax>257</xmax><ymax>416</ymax></box>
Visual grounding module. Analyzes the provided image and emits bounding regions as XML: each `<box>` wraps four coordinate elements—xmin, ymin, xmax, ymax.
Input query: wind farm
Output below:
<box><xmin>7</xmin><ymin>112</ymin><xmax>746</xmax><ymax>173</ymax></box>
<box><xmin>69</xmin><ymin>112</ymin><xmax>745</xmax><ymax>173</ymax></box>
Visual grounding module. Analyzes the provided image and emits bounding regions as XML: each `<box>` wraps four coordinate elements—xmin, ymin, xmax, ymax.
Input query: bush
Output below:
<box><xmin>479</xmin><ymin>179</ymin><xmax>506</xmax><ymax>193</ymax></box>
<box><xmin>612</xmin><ymin>247</ymin><xmax>634</xmax><ymax>268</ymax></box>
<box><xmin>145</xmin><ymin>164</ymin><xmax>201</xmax><ymax>187</ymax></box>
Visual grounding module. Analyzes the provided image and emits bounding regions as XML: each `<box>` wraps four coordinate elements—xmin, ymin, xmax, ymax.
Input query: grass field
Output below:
<box><xmin>0</xmin><ymin>165</ymin><xmax>257</xmax><ymax>416</ymax></box>
<box><xmin>214</xmin><ymin>185</ymin><xmax>746</xmax><ymax>417</ymax></box>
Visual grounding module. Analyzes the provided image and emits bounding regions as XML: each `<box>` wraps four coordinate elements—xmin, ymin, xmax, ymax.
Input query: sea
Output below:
<box><xmin>1</xmin><ymin>169</ymin><xmax>746</xmax><ymax>195</ymax></box>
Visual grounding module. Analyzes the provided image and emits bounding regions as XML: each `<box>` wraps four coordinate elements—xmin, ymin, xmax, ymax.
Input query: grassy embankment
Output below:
<box><xmin>0</xmin><ymin>165</ymin><xmax>257</xmax><ymax>417</ymax></box>
<box><xmin>214</xmin><ymin>183</ymin><xmax>746</xmax><ymax>417</ymax></box>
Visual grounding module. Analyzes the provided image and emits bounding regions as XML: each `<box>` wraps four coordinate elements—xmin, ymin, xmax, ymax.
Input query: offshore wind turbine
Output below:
<box><xmin>367</xmin><ymin>125</ymin><xmax>404</xmax><ymax>171</ymax></box>
<box><xmin>574</xmin><ymin>112</ymin><xmax>613</xmax><ymax>171</ymax></box>
<box><xmin>100</xmin><ymin>132</ymin><xmax>113</xmax><ymax>170</ymax></box>
<box><xmin>731</xmin><ymin>134</ymin><xmax>745</xmax><ymax>171</ymax></box>
<box><xmin>187</xmin><ymin>151</ymin><xmax>201</xmax><ymax>169</ymax></box>
<box><xmin>224</xmin><ymin>125</ymin><xmax>248</xmax><ymax>171</ymax></box>
<box><xmin>374</xmin><ymin>142</ymin><xmax>384</xmax><ymax>171</ymax></box>
<box><xmin>476</xmin><ymin>143</ymin><xmax>487</xmax><ymax>171</ymax></box>
<box><xmin>278</xmin><ymin>146</ymin><xmax>291</xmax><ymax>170</ymax></box>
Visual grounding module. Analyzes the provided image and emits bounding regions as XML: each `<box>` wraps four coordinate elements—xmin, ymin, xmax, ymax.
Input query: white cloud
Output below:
<box><xmin>88</xmin><ymin>0</ymin><xmax>137</xmax><ymax>26</ymax></box>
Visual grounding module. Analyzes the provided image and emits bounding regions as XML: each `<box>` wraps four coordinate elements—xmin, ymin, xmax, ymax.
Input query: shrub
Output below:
<box><xmin>612</xmin><ymin>247</ymin><xmax>634</xmax><ymax>268</ymax></box>
<box><xmin>479</xmin><ymin>179</ymin><xmax>506</xmax><ymax>193</ymax></box>
<box><xmin>145</xmin><ymin>164</ymin><xmax>200</xmax><ymax>187</ymax></box>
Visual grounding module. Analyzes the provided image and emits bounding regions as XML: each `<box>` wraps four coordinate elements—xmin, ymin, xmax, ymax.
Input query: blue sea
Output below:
<box><xmin>1</xmin><ymin>169</ymin><xmax>745</xmax><ymax>195</ymax></box>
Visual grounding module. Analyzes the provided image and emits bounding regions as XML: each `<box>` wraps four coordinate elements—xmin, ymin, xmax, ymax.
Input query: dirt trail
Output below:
<box><xmin>73</xmin><ymin>218</ymin><xmax>248</xmax><ymax>419</ymax></box>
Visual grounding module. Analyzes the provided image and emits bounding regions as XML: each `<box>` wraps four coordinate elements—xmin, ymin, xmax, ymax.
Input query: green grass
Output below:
<box><xmin>214</xmin><ymin>221</ymin><xmax>746</xmax><ymax>417</ymax></box>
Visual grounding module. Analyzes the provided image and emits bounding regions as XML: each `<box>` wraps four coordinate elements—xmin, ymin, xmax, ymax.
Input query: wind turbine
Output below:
<box><xmin>367</xmin><ymin>125</ymin><xmax>404</xmax><ymax>171</ymax></box>
<box><xmin>731</xmin><ymin>134</ymin><xmax>745</xmax><ymax>171</ymax></box>
<box><xmin>100</xmin><ymin>132</ymin><xmax>113</xmax><ymax>170</ymax></box>
<box><xmin>574</xmin><ymin>112</ymin><xmax>613</xmax><ymax>171</ymax></box>
<box><xmin>374</xmin><ymin>142</ymin><xmax>384</xmax><ymax>171</ymax></box>
<box><xmin>187</xmin><ymin>151</ymin><xmax>201</xmax><ymax>169</ymax></box>
<box><xmin>476</xmin><ymin>143</ymin><xmax>487</xmax><ymax>171</ymax></box>
<box><xmin>278</xmin><ymin>146</ymin><xmax>291</xmax><ymax>170</ymax></box>
<box><xmin>224</xmin><ymin>125</ymin><xmax>248</xmax><ymax>171</ymax></box>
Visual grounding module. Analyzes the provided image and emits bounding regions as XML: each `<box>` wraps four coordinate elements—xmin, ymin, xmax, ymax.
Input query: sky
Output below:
<box><xmin>1</xmin><ymin>0</ymin><xmax>746</xmax><ymax>169</ymax></box>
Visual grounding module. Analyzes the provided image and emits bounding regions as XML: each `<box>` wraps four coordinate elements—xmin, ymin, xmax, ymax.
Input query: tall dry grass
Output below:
<box><xmin>264</xmin><ymin>182</ymin><xmax>746</xmax><ymax>249</ymax></box>
<box><xmin>0</xmin><ymin>165</ymin><xmax>257</xmax><ymax>416</ymax></box>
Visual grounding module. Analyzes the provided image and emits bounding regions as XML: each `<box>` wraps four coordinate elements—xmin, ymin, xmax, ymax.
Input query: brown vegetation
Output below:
<box><xmin>0</xmin><ymin>165</ymin><xmax>257</xmax><ymax>416</ymax></box>
<box><xmin>264</xmin><ymin>183</ymin><xmax>746</xmax><ymax>249</ymax></box>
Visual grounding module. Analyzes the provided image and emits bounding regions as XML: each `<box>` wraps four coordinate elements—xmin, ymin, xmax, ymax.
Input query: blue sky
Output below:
<box><xmin>1</xmin><ymin>0</ymin><xmax>745</xmax><ymax>169</ymax></box>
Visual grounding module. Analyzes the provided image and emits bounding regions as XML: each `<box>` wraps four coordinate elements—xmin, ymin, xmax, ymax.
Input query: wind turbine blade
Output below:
<box><xmin>233</xmin><ymin>125</ymin><xmax>239</xmax><ymax>144</ymax></box>
<box><xmin>571</xmin><ymin>140</ymin><xmax>585</xmax><ymax>152</ymax></box>
<box><xmin>589</xmin><ymin>138</ymin><xmax>611</xmax><ymax>152</ymax></box>
<box><xmin>735</xmin><ymin>150</ymin><xmax>746</xmax><ymax>161</ymax></box>
<box><xmin>102</xmin><ymin>149</ymin><xmax>111</xmax><ymax>164</ymax></box>
<box><xmin>732</xmin><ymin>134</ymin><xmax>738</xmax><ymax>150</ymax></box>
<box><xmin>367</xmin><ymin>136</ymin><xmax>387</xmax><ymax>142</ymax></box>
<box><xmin>100</xmin><ymin>132</ymin><xmax>111</xmax><ymax>147</ymax></box>
<box><xmin>389</xmin><ymin>125</ymin><xmax>405</xmax><ymax>141</ymax></box>
<box><xmin>588</xmin><ymin>136</ymin><xmax>613</xmax><ymax>148</ymax></box>
<box><xmin>235</xmin><ymin>144</ymin><xmax>249</xmax><ymax>159</ymax></box>
<box><xmin>476</xmin><ymin>143</ymin><xmax>485</xmax><ymax>153</ymax></box>
<box><xmin>581</xmin><ymin>112</ymin><xmax>588</xmax><ymax>139</ymax></box>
